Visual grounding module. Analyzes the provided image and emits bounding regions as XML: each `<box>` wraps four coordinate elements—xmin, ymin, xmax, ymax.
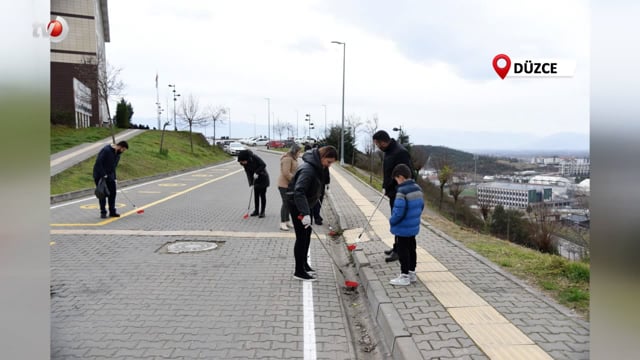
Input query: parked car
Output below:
<box><xmin>239</xmin><ymin>137</ymin><xmax>257</xmax><ymax>145</ymax></box>
<box><xmin>226</xmin><ymin>142</ymin><xmax>246</xmax><ymax>156</ymax></box>
<box><xmin>295</xmin><ymin>136</ymin><xmax>317</xmax><ymax>146</ymax></box>
<box><xmin>251</xmin><ymin>137</ymin><xmax>269</xmax><ymax>146</ymax></box>
<box><xmin>266</xmin><ymin>140</ymin><xmax>285</xmax><ymax>149</ymax></box>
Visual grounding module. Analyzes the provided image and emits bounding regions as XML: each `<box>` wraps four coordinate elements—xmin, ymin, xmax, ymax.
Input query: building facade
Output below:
<box><xmin>560</xmin><ymin>158</ymin><xmax>590</xmax><ymax>177</ymax></box>
<box><xmin>51</xmin><ymin>0</ymin><xmax>110</xmax><ymax>128</ymax></box>
<box><xmin>477</xmin><ymin>182</ymin><xmax>553</xmax><ymax>209</ymax></box>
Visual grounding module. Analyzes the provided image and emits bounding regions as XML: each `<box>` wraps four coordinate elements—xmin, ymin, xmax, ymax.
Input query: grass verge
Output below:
<box><xmin>51</xmin><ymin>130</ymin><xmax>232</xmax><ymax>195</ymax></box>
<box><xmin>51</xmin><ymin>125</ymin><xmax>125</xmax><ymax>154</ymax></box>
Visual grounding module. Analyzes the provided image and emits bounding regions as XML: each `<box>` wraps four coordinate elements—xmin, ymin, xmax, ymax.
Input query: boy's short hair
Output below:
<box><xmin>392</xmin><ymin>163</ymin><xmax>412</xmax><ymax>179</ymax></box>
<box><xmin>117</xmin><ymin>140</ymin><xmax>129</xmax><ymax>149</ymax></box>
<box><xmin>372</xmin><ymin>130</ymin><xmax>390</xmax><ymax>142</ymax></box>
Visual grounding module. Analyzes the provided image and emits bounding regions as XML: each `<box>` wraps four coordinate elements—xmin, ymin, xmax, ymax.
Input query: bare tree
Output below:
<box><xmin>180</xmin><ymin>94</ymin><xmax>208</xmax><ymax>153</ymax></box>
<box><xmin>530</xmin><ymin>204</ymin><xmax>561</xmax><ymax>253</ymax></box>
<box><xmin>346</xmin><ymin>114</ymin><xmax>364</xmax><ymax>164</ymax></box>
<box><xmin>363</xmin><ymin>114</ymin><xmax>379</xmax><ymax>184</ymax></box>
<box><xmin>77</xmin><ymin>49</ymin><xmax>125</xmax><ymax>143</ymax></box>
<box><xmin>434</xmin><ymin>153</ymin><xmax>453</xmax><ymax>211</ymax></box>
<box><xmin>410</xmin><ymin>147</ymin><xmax>428</xmax><ymax>176</ymax></box>
<box><xmin>207</xmin><ymin>106</ymin><xmax>226</xmax><ymax>147</ymax></box>
<box><xmin>273</xmin><ymin>120</ymin><xmax>287</xmax><ymax>140</ymax></box>
<box><xmin>449</xmin><ymin>180</ymin><xmax>465</xmax><ymax>223</ymax></box>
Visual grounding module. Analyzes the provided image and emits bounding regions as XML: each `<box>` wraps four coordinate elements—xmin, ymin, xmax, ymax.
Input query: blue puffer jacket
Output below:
<box><xmin>389</xmin><ymin>179</ymin><xmax>424</xmax><ymax>237</ymax></box>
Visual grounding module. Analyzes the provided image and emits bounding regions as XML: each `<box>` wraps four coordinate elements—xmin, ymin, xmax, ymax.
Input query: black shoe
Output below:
<box><xmin>109</xmin><ymin>213</ymin><xmax>120</xmax><ymax>218</ymax></box>
<box><xmin>258</xmin><ymin>213</ymin><xmax>265</xmax><ymax>218</ymax></box>
<box><xmin>314</xmin><ymin>218</ymin><xmax>323</xmax><ymax>225</ymax></box>
<box><xmin>100</xmin><ymin>213</ymin><xmax>107</xmax><ymax>219</ymax></box>
<box><xmin>304</xmin><ymin>264</ymin><xmax>315</xmax><ymax>273</ymax></box>
<box><xmin>384</xmin><ymin>248</ymin><xmax>394</xmax><ymax>255</ymax></box>
<box><xmin>250</xmin><ymin>211</ymin><xmax>259</xmax><ymax>217</ymax></box>
<box><xmin>385</xmin><ymin>252</ymin><xmax>399</xmax><ymax>262</ymax></box>
<box><xmin>293</xmin><ymin>272</ymin><xmax>316</xmax><ymax>281</ymax></box>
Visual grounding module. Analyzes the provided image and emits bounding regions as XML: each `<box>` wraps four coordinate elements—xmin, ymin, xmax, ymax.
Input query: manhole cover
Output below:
<box><xmin>167</xmin><ymin>241</ymin><xmax>218</xmax><ymax>253</ymax></box>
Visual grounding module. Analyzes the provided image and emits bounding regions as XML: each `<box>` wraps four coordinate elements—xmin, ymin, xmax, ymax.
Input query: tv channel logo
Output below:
<box><xmin>33</xmin><ymin>16</ymin><xmax>69</xmax><ymax>43</ymax></box>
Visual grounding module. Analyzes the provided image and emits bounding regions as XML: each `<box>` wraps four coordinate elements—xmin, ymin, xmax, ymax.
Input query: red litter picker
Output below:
<box><xmin>300</xmin><ymin>215</ymin><xmax>359</xmax><ymax>289</ymax></box>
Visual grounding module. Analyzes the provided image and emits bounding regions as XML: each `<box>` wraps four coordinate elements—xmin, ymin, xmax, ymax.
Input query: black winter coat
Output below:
<box><xmin>241</xmin><ymin>153</ymin><xmax>270</xmax><ymax>188</ymax></box>
<box><xmin>92</xmin><ymin>144</ymin><xmax>122</xmax><ymax>181</ymax></box>
<box><xmin>287</xmin><ymin>148</ymin><xmax>326</xmax><ymax>216</ymax></box>
<box><xmin>382</xmin><ymin>139</ymin><xmax>413</xmax><ymax>198</ymax></box>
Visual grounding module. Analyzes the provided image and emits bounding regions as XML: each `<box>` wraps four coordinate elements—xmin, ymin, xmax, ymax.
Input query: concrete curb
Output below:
<box><xmin>50</xmin><ymin>160</ymin><xmax>237</xmax><ymax>204</ymax></box>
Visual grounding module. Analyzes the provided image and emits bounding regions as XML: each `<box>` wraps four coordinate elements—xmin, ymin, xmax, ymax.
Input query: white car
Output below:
<box><xmin>251</xmin><ymin>137</ymin><xmax>269</xmax><ymax>146</ymax></box>
<box><xmin>295</xmin><ymin>136</ymin><xmax>316</xmax><ymax>146</ymax></box>
<box><xmin>226</xmin><ymin>142</ymin><xmax>246</xmax><ymax>156</ymax></box>
<box><xmin>239</xmin><ymin>137</ymin><xmax>256</xmax><ymax>145</ymax></box>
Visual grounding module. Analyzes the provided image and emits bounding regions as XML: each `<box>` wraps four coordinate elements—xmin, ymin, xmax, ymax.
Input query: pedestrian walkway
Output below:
<box><xmin>325</xmin><ymin>165</ymin><xmax>589</xmax><ymax>360</ymax></box>
<box><xmin>50</xmin><ymin>129</ymin><xmax>145</xmax><ymax>176</ymax></box>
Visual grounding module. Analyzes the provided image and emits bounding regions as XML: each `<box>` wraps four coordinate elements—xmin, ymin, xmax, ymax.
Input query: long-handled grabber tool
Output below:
<box><xmin>243</xmin><ymin>186</ymin><xmax>254</xmax><ymax>219</ymax></box>
<box><xmin>301</xmin><ymin>216</ymin><xmax>359</xmax><ymax>289</ymax></box>
<box><xmin>355</xmin><ymin>191</ymin><xmax>386</xmax><ymax>241</ymax></box>
<box><xmin>120</xmin><ymin>187</ymin><xmax>144</xmax><ymax>214</ymax></box>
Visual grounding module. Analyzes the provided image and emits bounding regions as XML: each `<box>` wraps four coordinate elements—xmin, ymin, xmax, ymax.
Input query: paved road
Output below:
<box><xmin>50</xmin><ymin>129</ymin><xmax>145</xmax><ymax>176</ymax></box>
<box><xmin>50</xmin><ymin>148</ymin><xmax>590</xmax><ymax>359</ymax></box>
<box><xmin>50</xmin><ymin>150</ymin><xmax>368</xmax><ymax>359</ymax></box>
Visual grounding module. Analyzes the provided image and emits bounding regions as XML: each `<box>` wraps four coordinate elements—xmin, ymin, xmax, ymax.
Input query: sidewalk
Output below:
<box><xmin>50</xmin><ymin>129</ymin><xmax>145</xmax><ymax>176</ymax></box>
<box><xmin>326</xmin><ymin>165</ymin><xmax>589</xmax><ymax>360</ymax></box>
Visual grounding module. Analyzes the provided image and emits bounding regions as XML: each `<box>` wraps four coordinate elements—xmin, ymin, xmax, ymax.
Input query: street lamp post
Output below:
<box><xmin>331</xmin><ymin>41</ymin><xmax>346</xmax><ymax>165</ymax></box>
<box><xmin>168</xmin><ymin>84</ymin><xmax>180</xmax><ymax>131</ymax></box>
<box><xmin>322</xmin><ymin>104</ymin><xmax>327</xmax><ymax>138</ymax></box>
<box><xmin>227</xmin><ymin>107</ymin><xmax>231</xmax><ymax>139</ymax></box>
<box><xmin>305</xmin><ymin>114</ymin><xmax>314</xmax><ymax>139</ymax></box>
<box><xmin>265</xmin><ymin>98</ymin><xmax>271</xmax><ymax>140</ymax></box>
<box><xmin>393</xmin><ymin>126</ymin><xmax>404</xmax><ymax>145</ymax></box>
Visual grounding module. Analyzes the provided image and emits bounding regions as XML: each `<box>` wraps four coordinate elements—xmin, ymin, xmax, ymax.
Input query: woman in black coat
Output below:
<box><xmin>237</xmin><ymin>150</ymin><xmax>270</xmax><ymax>218</ymax></box>
<box><xmin>287</xmin><ymin>145</ymin><xmax>338</xmax><ymax>281</ymax></box>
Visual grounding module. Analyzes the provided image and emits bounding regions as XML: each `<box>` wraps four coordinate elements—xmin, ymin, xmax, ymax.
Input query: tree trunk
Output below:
<box><xmin>189</xmin><ymin>123</ymin><xmax>193</xmax><ymax>153</ymax></box>
<box><xmin>106</xmin><ymin>101</ymin><xmax>115</xmax><ymax>144</ymax></box>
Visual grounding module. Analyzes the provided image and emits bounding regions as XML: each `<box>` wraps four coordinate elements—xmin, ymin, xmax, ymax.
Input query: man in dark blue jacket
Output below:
<box><xmin>237</xmin><ymin>149</ymin><xmax>270</xmax><ymax>218</ymax></box>
<box><xmin>373</xmin><ymin>130</ymin><xmax>413</xmax><ymax>262</ymax></box>
<box><xmin>92</xmin><ymin>141</ymin><xmax>129</xmax><ymax>218</ymax></box>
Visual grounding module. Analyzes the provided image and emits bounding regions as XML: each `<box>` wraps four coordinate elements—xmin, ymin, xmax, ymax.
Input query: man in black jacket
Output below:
<box><xmin>92</xmin><ymin>141</ymin><xmax>129</xmax><ymax>218</ymax></box>
<box><xmin>238</xmin><ymin>149</ymin><xmax>270</xmax><ymax>218</ymax></box>
<box><xmin>373</xmin><ymin>130</ymin><xmax>413</xmax><ymax>262</ymax></box>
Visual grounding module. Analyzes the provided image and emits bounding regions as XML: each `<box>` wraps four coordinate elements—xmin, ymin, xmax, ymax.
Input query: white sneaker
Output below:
<box><xmin>409</xmin><ymin>271</ymin><xmax>417</xmax><ymax>283</ymax></box>
<box><xmin>280</xmin><ymin>222</ymin><xmax>289</xmax><ymax>231</ymax></box>
<box><xmin>390</xmin><ymin>273</ymin><xmax>410</xmax><ymax>286</ymax></box>
<box><xmin>286</xmin><ymin>221</ymin><xmax>293</xmax><ymax>228</ymax></box>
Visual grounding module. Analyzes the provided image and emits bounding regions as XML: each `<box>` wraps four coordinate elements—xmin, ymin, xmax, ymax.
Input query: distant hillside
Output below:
<box><xmin>412</xmin><ymin>145</ymin><xmax>527</xmax><ymax>175</ymax></box>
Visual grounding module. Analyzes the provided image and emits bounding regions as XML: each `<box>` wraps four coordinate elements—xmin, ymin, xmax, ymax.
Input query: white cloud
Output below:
<box><xmin>105</xmin><ymin>0</ymin><xmax>589</xmax><ymax>148</ymax></box>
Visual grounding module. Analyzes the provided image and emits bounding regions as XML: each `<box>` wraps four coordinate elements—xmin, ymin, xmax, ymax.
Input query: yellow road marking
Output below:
<box><xmin>51</xmin><ymin>170</ymin><xmax>243</xmax><ymax>227</ymax></box>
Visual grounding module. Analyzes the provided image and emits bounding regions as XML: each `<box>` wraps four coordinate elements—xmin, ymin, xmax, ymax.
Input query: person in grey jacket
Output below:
<box><xmin>92</xmin><ymin>141</ymin><xmax>129</xmax><ymax>218</ymax></box>
<box><xmin>287</xmin><ymin>146</ymin><xmax>338</xmax><ymax>281</ymax></box>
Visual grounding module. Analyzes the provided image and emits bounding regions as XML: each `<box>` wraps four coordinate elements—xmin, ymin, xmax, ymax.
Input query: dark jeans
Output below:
<box><xmin>388</xmin><ymin>194</ymin><xmax>398</xmax><ymax>253</ymax></box>
<box><xmin>95</xmin><ymin>177</ymin><xmax>117</xmax><ymax>214</ymax></box>
<box><xmin>254</xmin><ymin>186</ymin><xmax>267</xmax><ymax>214</ymax></box>
<box><xmin>278</xmin><ymin>187</ymin><xmax>290</xmax><ymax>222</ymax></box>
<box><xmin>312</xmin><ymin>193</ymin><xmax>324</xmax><ymax>222</ymax></box>
<box><xmin>396</xmin><ymin>235</ymin><xmax>416</xmax><ymax>274</ymax></box>
<box><xmin>288</xmin><ymin>201</ymin><xmax>312</xmax><ymax>274</ymax></box>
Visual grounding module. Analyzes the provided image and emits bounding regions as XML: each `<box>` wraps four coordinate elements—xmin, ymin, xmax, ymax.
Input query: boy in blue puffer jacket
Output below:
<box><xmin>388</xmin><ymin>164</ymin><xmax>424</xmax><ymax>286</ymax></box>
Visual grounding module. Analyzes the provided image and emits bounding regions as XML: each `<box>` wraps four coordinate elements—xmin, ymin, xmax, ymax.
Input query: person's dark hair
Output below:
<box><xmin>117</xmin><ymin>140</ymin><xmax>129</xmax><ymax>149</ymax></box>
<box><xmin>318</xmin><ymin>145</ymin><xmax>338</xmax><ymax>159</ymax></box>
<box><xmin>237</xmin><ymin>149</ymin><xmax>253</xmax><ymax>162</ymax></box>
<box><xmin>304</xmin><ymin>144</ymin><xmax>312</xmax><ymax>151</ymax></box>
<box><xmin>372</xmin><ymin>130</ymin><xmax>390</xmax><ymax>142</ymax></box>
<box><xmin>288</xmin><ymin>144</ymin><xmax>301</xmax><ymax>158</ymax></box>
<box><xmin>392</xmin><ymin>163</ymin><xmax>412</xmax><ymax>179</ymax></box>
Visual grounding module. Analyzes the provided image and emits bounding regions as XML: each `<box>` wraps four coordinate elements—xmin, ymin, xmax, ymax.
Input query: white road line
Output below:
<box><xmin>303</xmin><ymin>252</ymin><xmax>316</xmax><ymax>360</ymax></box>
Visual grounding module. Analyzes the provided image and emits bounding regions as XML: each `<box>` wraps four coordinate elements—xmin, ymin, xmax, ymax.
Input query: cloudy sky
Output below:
<box><xmin>105</xmin><ymin>0</ymin><xmax>589</xmax><ymax>151</ymax></box>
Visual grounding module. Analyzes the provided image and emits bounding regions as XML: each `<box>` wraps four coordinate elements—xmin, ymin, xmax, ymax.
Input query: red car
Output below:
<box><xmin>266</xmin><ymin>140</ymin><xmax>285</xmax><ymax>149</ymax></box>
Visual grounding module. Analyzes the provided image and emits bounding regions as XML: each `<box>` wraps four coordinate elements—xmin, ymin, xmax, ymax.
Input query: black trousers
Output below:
<box><xmin>95</xmin><ymin>177</ymin><xmax>117</xmax><ymax>214</ymax></box>
<box><xmin>388</xmin><ymin>194</ymin><xmax>399</xmax><ymax>253</ymax></box>
<box><xmin>288</xmin><ymin>201</ymin><xmax>312</xmax><ymax>274</ymax></box>
<box><xmin>312</xmin><ymin>193</ymin><xmax>324</xmax><ymax>222</ymax></box>
<box><xmin>396</xmin><ymin>235</ymin><xmax>417</xmax><ymax>274</ymax></box>
<box><xmin>254</xmin><ymin>186</ymin><xmax>267</xmax><ymax>214</ymax></box>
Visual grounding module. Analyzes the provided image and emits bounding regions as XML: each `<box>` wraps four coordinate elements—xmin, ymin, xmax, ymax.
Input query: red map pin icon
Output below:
<box><xmin>492</xmin><ymin>54</ymin><xmax>511</xmax><ymax>79</ymax></box>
